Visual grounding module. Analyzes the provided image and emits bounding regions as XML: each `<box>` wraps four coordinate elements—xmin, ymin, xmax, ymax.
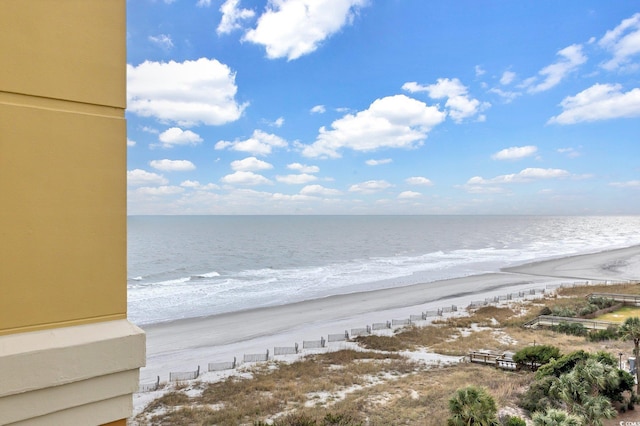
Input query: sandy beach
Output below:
<box><xmin>137</xmin><ymin>245</ymin><xmax>640</xmax><ymax>386</ymax></box>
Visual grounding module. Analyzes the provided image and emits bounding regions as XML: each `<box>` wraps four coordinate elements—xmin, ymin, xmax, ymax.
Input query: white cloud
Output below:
<box><xmin>196</xmin><ymin>0</ymin><xmax>212</xmax><ymax>6</ymax></box>
<box><xmin>217</xmin><ymin>0</ymin><xmax>255</xmax><ymax>35</ymax></box>
<box><xmin>402</xmin><ymin>78</ymin><xmax>489</xmax><ymax>123</ymax></box>
<box><xmin>300</xmin><ymin>184</ymin><xmax>342</xmax><ymax>196</ymax></box>
<box><xmin>525</xmin><ymin>44</ymin><xmax>587</xmax><ymax>93</ymax></box>
<box><xmin>557</xmin><ymin>147</ymin><xmax>581</xmax><ymax>158</ymax></box>
<box><xmin>180</xmin><ymin>180</ymin><xmax>220</xmax><ymax>190</ymax></box>
<box><xmin>599</xmin><ymin>13</ymin><xmax>640</xmax><ymax>71</ymax></box>
<box><xmin>311</xmin><ymin>105</ymin><xmax>326</xmax><ymax>114</ymax></box>
<box><xmin>180</xmin><ymin>180</ymin><xmax>201</xmax><ymax>188</ymax></box>
<box><xmin>491</xmin><ymin>145</ymin><xmax>538</xmax><ymax>161</ymax></box>
<box><xmin>405</xmin><ymin>176</ymin><xmax>433</xmax><ymax>186</ymax></box>
<box><xmin>287</xmin><ymin>163</ymin><xmax>319</xmax><ymax>173</ymax></box>
<box><xmin>276</xmin><ymin>173</ymin><xmax>318</xmax><ymax>184</ymax></box>
<box><xmin>269</xmin><ymin>117</ymin><xmax>285</xmax><ymax>127</ymax></box>
<box><xmin>500</xmin><ymin>71</ymin><xmax>516</xmax><ymax>85</ymax></box>
<box><xmin>348</xmin><ymin>180</ymin><xmax>392</xmax><ymax>194</ymax></box>
<box><xmin>133</xmin><ymin>186</ymin><xmax>184</xmax><ymax>196</ymax></box>
<box><xmin>243</xmin><ymin>0</ymin><xmax>369</xmax><ymax>60</ymax></box>
<box><xmin>302</xmin><ymin>94</ymin><xmax>445</xmax><ymax>158</ymax></box>
<box><xmin>215</xmin><ymin>129</ymin><xmax>288</xmax><ymax>155</ymax></box>
<box><xmin>610</xmin><ymin>180</ymin><xmax>640</xmax><ymax>188</ymax></box>
<box><xmin>157</xmin><ymin>127</ymin><xmax>203</xmax><ymax>148</ymax></box>
<box><xmin>548</xmin><ymin>83</ymin><xmax>640</xmax><ymax>124</ymax></box>
<box><xmin>150</xmin><ymin>159</ymin><xmax>196</xmax><ymax>171</ymax></box>
<box><xmin>127</xmin><ymin>169</ymin><xmax>168</xmax><ymax>186</ymax></box>
<box><xmin>397</xmin><ymin>191</ymin><xmax>422</xmax><ymax>199</ymax></box>
<box><xmin>148</xmin><ymin>34</ymin><xmax>173</xmax><ymax>50</ymax></box>
<box><xmin>467</xmin><ymin>168</ymin><xmax>570</xmax><ymax>185</ymax></box>
<box><xmin>141</xmin><ymin>126</ymin><xmax>159</xmax><ymax>134</ymax></box>
<box><xmin>475</xmin><ymin>65</ymin><xmax>486</xmax><ymax>76</ymax></box>
<box><xmin>127</xmin><ymin>138</ymin><xmax>136</xmax><ymax>147</ymax></box>
<box><xmin>488</xmin><ymin>87</ymin><xmax>521</xmax><ymax>103</ymax></box>
<box><xmin>127</xmin><ymin>58</ymin><xmax>247</xmax><ymax>126</ymax></box>
<box><xmin>220</xmin><ymin>171</ymin><xmax>272</xmax><ymax>185</ymax></box>
<box><xmin>365</xmin><ymin>158</ymin><xmax>392</xmax><ymax>166</ymax></box>
<box><xmin>231</xmin><ymin>157</ymin><xmax>274</xmax><ymax>171</ymax></box>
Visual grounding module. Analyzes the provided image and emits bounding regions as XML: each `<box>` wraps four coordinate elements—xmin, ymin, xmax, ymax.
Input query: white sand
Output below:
<box><xmin>135</xmin><ymin>245</ymin><xmax>640</xmax><ymax>397</ymax></box>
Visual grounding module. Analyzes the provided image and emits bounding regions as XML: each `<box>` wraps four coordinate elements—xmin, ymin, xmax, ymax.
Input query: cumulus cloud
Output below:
<box><xmin>302</xmin><ymin>94</ymin><xmax>445</xmax><ymax>158</ymax></box>
<box><xmin>217</xmin><ymin>0</ymin><xmax>255</xmax><ymax>35</ymax></box>
<box><xmin>491</xmin><ymin>145</ymin><xmax>538</xmax><ymax>161</ymax></box>
<box><xmin>348</xmin><ymin>180</ymin><xmax>392</xmax><ymax>194</ymax></box>
<box><xmin>405</xmin><ymin>176</ymin><xmax>433</xmax><ymax>186</ymax></box>
<box><xmin>220</xmin><ymin>171</ymin><xmax>272</xmax><ymax>185</ymax></box>
<box><xmin>127</xmin><ymin>138</ymin><xmax>136</xmax><ymax>147</ymax></box>
<box><xmin>475</xmin><ymin>65</ymin><xmax>486</xmax><ymax>76</ymax></box>
<box><xmin>127</xmin><ymin>169</ymin><xmax>168</xmax><ymax>186</ymax></box>
<box><xmin>524</xmin><ymin>44</ymin><xmax>587</xmax><ymax>93</ymax></box>
<box><xmin>599</xmin><ymin>13</ymin><xmax>640</xmax><ymax>71</ymax></box>
<box><xmin>150</xmin><ymin>159</ymin><xmax>196</xmax><ymax>171</ymax></box>
<box><xmin>231</xmin><ymin>157</ymin><xmax>274</xmax><ymax>171</ymax></box>
<box><xmin>402</xmin><ymin>78</ymin><xmax>489</xmax><ymax>122</ymax></box>
<box><xmin>132</xmin><ymin>186</ymin><xmax>185</xmax><ymax>196</ymax></box>
<box><xmin>180</xmin><ymin>180</ymin><xmax>220</xmax><ymax>190</ymax></box>
<box><xmin>243</xmin><ymin>0</ymin><xmax>369</xmax><ymax>60</ymax></box>
<box><xmin>311</xmin><ymin>105</ymin><xmax>326</xmax><ymax>114</ymax></box>
<box><xmin>215</xmin><ymin>130</ymin><xmax>288</xmax><ymax>155</ymax></box>
<box><xmin>467</xmin><ymin>168</ymin><xmax>570</xmax><ymax>185</ymax></box>
<box><xmin>287</xmin><ymin>163</ymin><xmax>319</xmax><ymax>173</ymax></box>
<box><xmin>148</xmin><ymin>34</ymin><xmax>173</xmax><ymax>50</ymax></box>
<box><xmin>300</xmin><ymin>184</ymin><xmax>342</xmax><ymax>196</ymax></box>
<box><xmin>548</xmin><ymin>83</ymin><xmax>640</xmax><ymax>124</ymax></box>
<box><xmin>397</xmin><ymin>191</ymin><xmax>422</xmax><ymax>199</ymax></box>
<box><xmin>156</xmin><ymin>127</ymin><xmax>203</xmax><ymax>148</ymax></box>
<box><xmin>500</xmin><ymin>71</ymin><xmax>516</xmax><ymax>85</ymax></box>
<box><xmin>276</xmin><ymin>173</ymin><xmax>318</xmax><ymax>184</ymax></box>
<box><xmin>269</xmin><ymin>117</ymin><xmax>285</xmax><ymax>128</ymax></box>
<box><xmin>127</xmin><ymin>58</ymin><xmax>247</xmax><ymax>126</ymax></box>
<box><xmin>365</xmin><ymin>158</ymin><xmax>392</xmax><ymax>166</ymax></box>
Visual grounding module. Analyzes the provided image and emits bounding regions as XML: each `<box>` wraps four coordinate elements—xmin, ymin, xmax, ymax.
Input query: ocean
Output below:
<box><xmin>127</xmin><ymin>215</ymin><xmax>640</xmax><ymax>326</ymax></box>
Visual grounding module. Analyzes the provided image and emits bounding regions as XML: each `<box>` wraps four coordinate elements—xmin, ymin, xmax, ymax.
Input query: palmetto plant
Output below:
<box><xmin>447</xmin><ymin>386</ymin><xmax>499</xmax><ymax>426</ymax></box>
<box><xmin>531</xmin><ymin>408</ymin><xmax>582</xmax><ymax>426</ymax></box>
<box><xmin>619</xmin><ymin>316</ymin><xmax>640</xmax><ymax>393</ymax></box>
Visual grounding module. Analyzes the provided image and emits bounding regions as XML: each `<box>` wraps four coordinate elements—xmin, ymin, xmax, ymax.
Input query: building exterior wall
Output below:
<box><xmin>0</xmin><ymin>1</ymin><xmax>145</xmax><ymax>424</ymax></box>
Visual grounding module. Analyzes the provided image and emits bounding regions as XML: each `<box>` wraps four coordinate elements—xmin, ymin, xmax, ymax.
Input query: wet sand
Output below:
<box><xmin>138</xmin><ymin>245</ymin><xmax>640</xmax><ymax>383</ymax></box>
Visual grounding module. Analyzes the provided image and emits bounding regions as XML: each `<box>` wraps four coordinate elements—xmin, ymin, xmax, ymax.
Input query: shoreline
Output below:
<box><xmin>137</xmin><ymin>245</ymin><xmax>640</xmax><ymax>384</ymax></box>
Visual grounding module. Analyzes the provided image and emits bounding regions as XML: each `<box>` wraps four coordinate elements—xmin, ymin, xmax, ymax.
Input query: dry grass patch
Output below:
<box><xmin>556</xmin><ymin>282</ymin><xmax>640</xmax><ymax>298</ymax></box>
<box><xmin>136</xmin><ymin>350</ymin><xmax>421</xmax><ymax>425</ymax></box>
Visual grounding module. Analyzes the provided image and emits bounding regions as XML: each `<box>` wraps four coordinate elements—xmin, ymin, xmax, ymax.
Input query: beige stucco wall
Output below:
<box><xmin>0</xmin><ymin>0</ymin><xmax>127</xmax><ymax>335</ymax></box>
<box><xmin>0</xmin><ymin>1</ymin><xmax>144</xmax><ymax>424</ymax></box>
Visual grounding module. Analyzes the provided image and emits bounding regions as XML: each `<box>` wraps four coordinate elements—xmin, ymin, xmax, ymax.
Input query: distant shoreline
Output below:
<box><xmin>138</xmin><ymin>244</ymin><xmax>640</xmax><ymax>383</ymax></box>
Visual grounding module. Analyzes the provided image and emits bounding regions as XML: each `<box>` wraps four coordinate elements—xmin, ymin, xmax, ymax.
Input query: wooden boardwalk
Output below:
<box><xmin>587</xmin><ymin>293</ymin><xmax>640</xmax><ymax>306</ymax></box>
<box><xmin>523</xmin><ymin>315</ymin><xmax>617</xmax><ymax>330</ymax></box>
<box><xmin>468</xmin><ymin>350</ymin><xmax>517</xmax><ymax>370</ymax></box>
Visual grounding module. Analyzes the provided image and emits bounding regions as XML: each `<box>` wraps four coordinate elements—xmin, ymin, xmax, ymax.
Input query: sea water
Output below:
<box><xmin>127</xmin><ymin>215</ymin><xmax>640</xmax><ymax>325</ymax></box>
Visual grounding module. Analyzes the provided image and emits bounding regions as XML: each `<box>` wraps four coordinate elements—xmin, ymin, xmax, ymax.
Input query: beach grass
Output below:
<box><xmin>135</xmin><ymin>282</ymin><xmax>640</xmax><ymax>425</ymax></box>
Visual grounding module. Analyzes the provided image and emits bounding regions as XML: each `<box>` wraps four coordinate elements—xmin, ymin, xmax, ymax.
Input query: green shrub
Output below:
<box><xmin>502</xmin><ymin>415</ymin><xmax>527</xmax><ymax>426</ymax></box>
<box><xmin>550</xmin><ymin>306</ymin><xmax>576</xmax><ymax>318</ymax></box>
<box><xmin>587</xmin><ymin>326</ymin><xmax>619</xmax><ymax>342</ymax></box>
<box><xmin>589</xmin><ymin>297</ymin><xmax>617</xmax><ymax>310</ymax></box>
<box><xmin>551</xmin><ymin>322</ymin><xmax>586</xmax><ymax>336</ymax></box>
<box><xmin>536</xmin><ymin>350</ymin><xmax>589</xmax><ymax>379</ymax></box>
<box><xmin>513</xmin><ymin>345</ymin><xmax>561</xmax><ymax>369</ymax></box>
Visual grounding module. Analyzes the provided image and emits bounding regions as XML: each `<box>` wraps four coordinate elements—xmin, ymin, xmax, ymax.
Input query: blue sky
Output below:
<box><xmin>126</xmin><ymin>0</ymin><xmax>640</xmax><ymax>215</ymax></box>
